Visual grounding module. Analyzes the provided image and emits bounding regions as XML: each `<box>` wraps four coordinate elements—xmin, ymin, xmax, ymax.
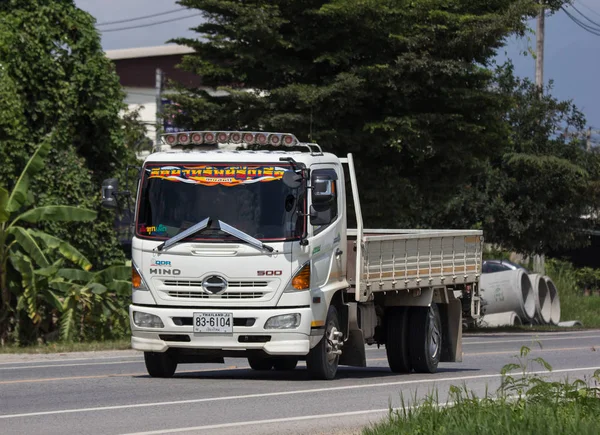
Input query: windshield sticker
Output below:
<box><xmin>148</xmin><ymin>165</ymin><xmax>287</xmax><ymax>187</ymax></box>
<box><xmin>140</xmin><ymin>224</ymin><xmax>167</xmax><ymax>236</ymax></box>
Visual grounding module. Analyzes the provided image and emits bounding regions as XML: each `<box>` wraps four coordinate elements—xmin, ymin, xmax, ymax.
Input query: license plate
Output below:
<box><xmin>193</xmin><ymin>312</ymin><xmax>233</xmax><ymax>334</ymax></box>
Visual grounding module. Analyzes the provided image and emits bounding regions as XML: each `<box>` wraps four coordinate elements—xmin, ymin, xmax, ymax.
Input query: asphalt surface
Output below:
<box><xmin>1</xmin><ymin>329</ymin><xmax>599</xmax><ymax>435</ymax></box>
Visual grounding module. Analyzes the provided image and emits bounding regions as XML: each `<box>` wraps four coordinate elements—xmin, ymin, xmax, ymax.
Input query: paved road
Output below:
<box><xmin>1</xmin><ymin>329</ymin><xmax>599</xmax><ymax>435</ymax></box>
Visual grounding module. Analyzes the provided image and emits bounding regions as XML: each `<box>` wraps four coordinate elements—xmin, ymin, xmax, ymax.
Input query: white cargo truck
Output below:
<box><xmin>102</xmin><ymin>131</ymin><xmax>482</xmax><ymax>380</ymax></box>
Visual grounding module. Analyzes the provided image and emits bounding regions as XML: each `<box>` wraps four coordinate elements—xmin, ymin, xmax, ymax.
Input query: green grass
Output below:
<box><xmin>365</xmin><ymin>346</ymin><xmax>600</xmax><ymax>435</ymax></box>
<box><xmin>0</xmin><ymin>339</ymin><xmax>131</xmax><ymax>354</ymax></box>
<box><xmin>365</xmin><ymin>396</ymin><xmax>600</xmax><ymax>435</ymax></box>
<box><xmin>546</xmin><ymin>259</ymin><xmax>600</xmax><ymax>328</ymax></box>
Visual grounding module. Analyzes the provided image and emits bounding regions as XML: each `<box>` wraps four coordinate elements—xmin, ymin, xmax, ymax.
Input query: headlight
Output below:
<box><xmin>133</xmin><ymin>311</ymin><xmax>164</xmax><ymax>328</ymax></box>
<box><xmin>264</xmin><ymin>313</ymin><xmax>301</xmax><ymax>329</ymax></box>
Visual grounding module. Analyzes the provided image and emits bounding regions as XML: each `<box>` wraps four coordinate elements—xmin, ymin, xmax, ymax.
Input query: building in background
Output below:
<box><xmin>105</xmin><ymin>44</ymin><xmax>201</xmax><ymax>149</ymax></box>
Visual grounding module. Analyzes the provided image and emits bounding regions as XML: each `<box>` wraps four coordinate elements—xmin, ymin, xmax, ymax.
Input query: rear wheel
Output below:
<box><xmin>385</xmin><ymin>307</ymin><xmax>411</xmax><ymax>373</ymax></box>
<box><xmin>408</xmin><ymin>303</ymin><xmax>442</xmax><ymax>373</ymax></box>
<box><xmin>272</xmin><ymin>357</ymin><xmax>299</xmax><ymax>371</ymax></box>
<box><xmin>248</xmin><ymin>356</ymin><xmax>274</xmax><ymax>371</ymax></box>
<box><xmin>306</xmin><ymin>305</ymin><xmax>343</xmax><ymax>380</ymax></box>
<box><xmin>144</xmin><ymin>351</ymin><xmax>177</xmax><ymax>378</ymax></box>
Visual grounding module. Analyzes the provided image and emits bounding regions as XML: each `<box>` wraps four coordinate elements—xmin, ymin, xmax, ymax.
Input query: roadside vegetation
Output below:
<box><xmin>365</xmin><ymin>346</ymin><xmax>600</xmax><ymax>435</ymax></box>
<box><xmin>546</xmin><ymin>259</ymin><xmax>600</xmax><ymax>328</ymax></box>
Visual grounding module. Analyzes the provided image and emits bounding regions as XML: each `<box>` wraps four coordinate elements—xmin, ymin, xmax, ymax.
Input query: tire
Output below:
<box><xmin>144</xmin><ymin>351</ymin><xmax>177</xmax><ymax>378</ymax></box>
<box><xmin>272</xmin><ymin>357</ymin><xmax>299</xmax><ymax>371</ymax></box>
<box><xmin>248</xmin><ymin>356</ymin><xmax>274</xmax><ymax>371</ymax></box>
<box><xmin>385</xmin><ymin>307</ymin><xmax>411</xmax><ymax>373</ymax></box>
<box><xmin>306</xmin><ymin>305</ymin><xmax>342</xmax><ymax>380</ymax></box>
<box><xmin>408</xmin><ymin>304</ymin><xmax>442</xmax><ymax>373</ymax></box>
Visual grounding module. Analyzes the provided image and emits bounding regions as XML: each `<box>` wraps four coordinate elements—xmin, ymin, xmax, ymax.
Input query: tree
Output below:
<box><xmin>0</xmin><ymin>0</ymin><xmax>138</xmax><ymax>268</ymax></box>
<box><xmin>167</xmin><ymin>0</ymin><xmax>542</xmax><ymax>229</ymax></box>
<box><xmin>0</xmin><ymin>138</ymin><xmax>97</xmax><ymax>343</ymax></box>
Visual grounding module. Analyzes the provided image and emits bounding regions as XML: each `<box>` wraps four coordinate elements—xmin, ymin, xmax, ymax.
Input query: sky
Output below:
<box><xmin>75</xmin><ymin>0</ymin><xmax>600</xmax><ymax>130</ymax></box>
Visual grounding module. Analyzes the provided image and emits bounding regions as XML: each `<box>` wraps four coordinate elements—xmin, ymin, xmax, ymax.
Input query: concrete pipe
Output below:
<box><xmin>558</xmin><ymin>320</ymin><xmax>583</xmax><ymax>327</ymax></box>
<box><xmin>544</xmin><ymin>276</ymin><xmax>561</xmax><ymax>325</ymax></box>
<box><xmin>529</xmin><ymin>273</ymin><xmax>552</xmax><ymax>324</ymax></box>
<box><xmin>480</xmin><ymin>269</ymin><xmax>536</xmax><ymax>322</ymax></box>
<box><xmin>480</xmin><ymin>311</ymin><xmax>522</xmax><ymax>327</ymax></box>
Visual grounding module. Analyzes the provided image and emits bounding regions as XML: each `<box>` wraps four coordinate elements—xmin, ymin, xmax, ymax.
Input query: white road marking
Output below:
<box><xmin>0</xmin><ymin>355</ymin><xmax>140</xmax><ymax>366</ymax></box>
<box><xmin>0</xmin><ymin>360</ymin><xmax>143</xmax><ymax>371</ymax></box>
<box><xmin>124</xmin><ymin>408</ymin><xmax>393</xmax><ymax>434</ymax></box>
<box><xmin>461</xmin><ymin>334</ymin><xmax>600</xmax><ymax>346</ymax></box>
<box><xmin>1</xmin><ymin>365</ymin><xmax>598</xmax><ymax>420</ymax></box>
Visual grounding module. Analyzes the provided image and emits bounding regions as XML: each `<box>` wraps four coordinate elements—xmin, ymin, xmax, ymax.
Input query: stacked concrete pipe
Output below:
<box><xmin>479</xmin><ymin>269</ymin><xmax>536</xmax><ymax>324</ymax></box>
<box><xmin>479</xmin><ymin>311</ymin><xmax>522</xmax><ymax>327</ymax></box>
<box><xmin>544</xmin><ymin>276</ymin><xmax>561</xmax><ymax>325</ymax></box>
<box><xmin>528</xmin><ymin>273</ymin><xmax>552</xmax><ymax>324</ymax></box>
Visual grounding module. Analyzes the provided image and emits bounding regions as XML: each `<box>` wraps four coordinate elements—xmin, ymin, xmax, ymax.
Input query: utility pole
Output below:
<box><xmin>535</xmin><ymin>2</ymin><xmax>545</xmax><ymax>92</ymax></box>
<box><xmin>587</xmin><ymin>127</ymin><xmax>592</xmax><ymax>152</ymax></box>
<box><xmin>155</xmin><ymin>68</ymin><xmax>163</xmax><ymax>149</ymax></box>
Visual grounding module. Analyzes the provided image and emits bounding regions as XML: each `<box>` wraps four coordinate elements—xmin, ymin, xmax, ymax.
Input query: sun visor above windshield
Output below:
<box><xmin>148</xmin><ymin>165</ymin><xmax>290</xmax><ymax>187</ymax></box>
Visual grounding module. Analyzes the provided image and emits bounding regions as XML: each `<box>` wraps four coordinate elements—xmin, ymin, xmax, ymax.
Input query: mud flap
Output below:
<box><xmin>338</xmin><ymin>329</ymin><xmax>367</xmax><ymax>367</ymax></box>
<box><xmin>440</xmin><ymin>298</ymin><xmax>463</xmax><ymax>363</ymax></box>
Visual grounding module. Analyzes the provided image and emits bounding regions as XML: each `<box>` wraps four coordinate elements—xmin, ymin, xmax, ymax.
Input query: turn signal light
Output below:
<box><xmin>132</xmin><ymin>266</ymin><xmax>142</xmax><ymax>289</ymax></box>
<box><xmin>292</xmin><ymin>264</ymin><xmax>310</xmax><ymax>290</ymax></box>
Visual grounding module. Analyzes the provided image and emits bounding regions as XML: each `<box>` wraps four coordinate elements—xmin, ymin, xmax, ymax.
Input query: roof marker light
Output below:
<box><xmin>165</xmin><ymin>134</ymin><xmax>177</xmax><ymax>145</ymax></box>
<box><xmin>243</xmin><ymin>133</ymin><xmax>255</xmax><ymax>143</ymax></box>
<box><xmin>204</xmin><ymin>132</ymin><xmax>216</xmax><ymax>143</ymax></box>
<box><xmin>191</xmin><ymin>132</ymin><xmax>203</xmax><ymax>144</ymax></box>
<box><xmin>230</xmin><ymin>132</ymin><xmax>242</xmax><ymax>143</ymax></box>
<box><xmin>255</xmin><ymin>133</ymin><xmax>268</xmax><ymax>145</ymax></box>
<box><xmin>269</xmin><ymin>134</ymin><xmax>281</xmax><ymax>147</ymax></box>
<box><xmin>282</xmin><ymin>134</ymin><xmax>296</xmax><ymax>146</ymax></box>
<box><xmin>177</xmin><ymin>133</ymin><xmax>190</xmax><ymax>145</ymax></box>
<box><xmin>216</xmin><ymin>132</ymin><xmax>229</xmax><ymax>143</ymax></box>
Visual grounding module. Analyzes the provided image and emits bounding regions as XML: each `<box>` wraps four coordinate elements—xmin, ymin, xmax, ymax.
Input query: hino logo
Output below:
<box><xmin>202</xmin><ymin>275</ymin><xmax>228</xmax><ymax>295</ymax></box>
<box><xmin>149</xmin><ymin>268</ymin><xmax>181</xmax><ymax>275</ymax></box>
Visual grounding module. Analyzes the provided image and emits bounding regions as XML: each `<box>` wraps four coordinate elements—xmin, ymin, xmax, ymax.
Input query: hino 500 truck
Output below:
<box><xmin>102</xmin><ymin>131</ymin><xmax>482</xmax><ymax>380</ymax></box>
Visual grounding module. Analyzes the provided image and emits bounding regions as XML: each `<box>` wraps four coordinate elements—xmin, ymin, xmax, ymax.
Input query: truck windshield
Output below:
<box><xmin>136</xmin><ymin>163</ymin><xmax>305</xmax><ymax>242</ymax></box>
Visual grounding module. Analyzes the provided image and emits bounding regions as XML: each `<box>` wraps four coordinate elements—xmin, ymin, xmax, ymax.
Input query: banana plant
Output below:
<box><xmin>49</xmin><ymin>265</ymin><xmax>131</xmax><ymax>341</ymax></box>
<box><xmin>0</xmin><ymin>136</ymin><xmax>97</xmax><ymax>340</ymax></box>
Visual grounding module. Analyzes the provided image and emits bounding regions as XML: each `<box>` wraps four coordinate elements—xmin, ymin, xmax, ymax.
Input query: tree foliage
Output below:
<box><xmin>167</xmin><ymin>0</ymin><xmax>598</xmax><ymax>255</ymax></box>
<box><xmin>0</xmin><ymin>0</ymin><xmax>138</xmax><ymax>268</ymax></box>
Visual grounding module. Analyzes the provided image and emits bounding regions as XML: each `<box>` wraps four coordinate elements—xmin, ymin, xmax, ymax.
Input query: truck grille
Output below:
<box><xmin>167</xmin><ymin>291</ymin><xmax>265</xmax><ymax>299</ymax></box>
<box><xmin>163</xmin><ymin>280</ymin><xmax>268</xmax><ymax>288</ymax></box>
<box><xmin>156</xmin><ymin>278</ymin><xmax>278</xmax><ymax>302</ymax></box>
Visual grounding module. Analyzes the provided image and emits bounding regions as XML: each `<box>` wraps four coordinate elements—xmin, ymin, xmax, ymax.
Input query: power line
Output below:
<box><xmin>576</xmin><ymin>0</ymin><xmax>600</xmax><ymax>20</ymax></box>
<box><xmin>562</xmin><ymin>6</ymin><xmax>600</xmax><ymax>36</ymax></box>
<box><xmin>97</xmin><ymin>8</ymin><xmax>190</xmax><ymax>26</ymax></box>
<box><xmin>570</xmin><ymin>4</ymin><xmax>600</xmax><ymax>30</ymax></box>
<box><xmin>99</xmin><ymin>13</ymin><xmax>203</xmax><ymax>33</ymax></box>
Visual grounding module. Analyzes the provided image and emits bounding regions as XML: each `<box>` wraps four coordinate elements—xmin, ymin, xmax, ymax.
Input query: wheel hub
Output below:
<box><xmin>326</xmin><ymin>325</ymin><xmax>343</xmax><ymax>362</ymax></box>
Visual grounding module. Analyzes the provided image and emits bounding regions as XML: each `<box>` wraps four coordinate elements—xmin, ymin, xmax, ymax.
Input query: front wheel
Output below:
<box><xmin>248</xmin><ymin>356</ymin><xmax>274</xmax><ymax>371</ymax></box>
<box><xmin>306</xmin><ymin>305</ymin><xmax>343</xmax><ymax>380</ymax></box>
<box><xmin>272</xmin><ymin>357</ymin><xmax>299</xmax><ymax>371</ymax></box>
<box><xmin>144</xmin><ymin>351</ymin><xmax>177</xmax><ymax>378</ymax></box>
<box><xmin>408</xmin><ymin>303</ymin><xmax>442</xmax><ymax>373</ymax></box>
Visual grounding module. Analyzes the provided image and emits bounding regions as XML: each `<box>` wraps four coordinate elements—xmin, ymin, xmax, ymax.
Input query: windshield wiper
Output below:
<box><xmin>156</xmin><ymin>217</ymin><xmax>210</xmax><ymax>251</ymax></box>
<box><xmin>218</xmin><ymin>220</ymin><xmax>275</xmax><ymax>253</ymax></box>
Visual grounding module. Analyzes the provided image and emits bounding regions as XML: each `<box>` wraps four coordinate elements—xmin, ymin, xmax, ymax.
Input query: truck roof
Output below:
<box><xmin>144</xmin><ymin>149</ymin><xmax>341</xmax><ymax>165</ymax></box>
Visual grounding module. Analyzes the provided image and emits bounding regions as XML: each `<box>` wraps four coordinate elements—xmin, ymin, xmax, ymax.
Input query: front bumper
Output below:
<box><xmin>129</xmin><ymin>304</ymin><xmax>313</xmax><ymax>355</ymax></box>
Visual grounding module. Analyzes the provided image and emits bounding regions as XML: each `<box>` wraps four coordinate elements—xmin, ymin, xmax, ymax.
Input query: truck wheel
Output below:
<box><xmin>385</xmin><ymin>307</ymin><xmax>411</xmax><ymax>373</ymax></box>
<box><xmin>272</xmin><ymin>357</ymin><xmax>299</xmax><ymax>371</ymax></box>
<box><xmin>248</xmin><ymin>356</ymin><xmax>274</xmax><ymax>371</ymax></box>
<box><xmin>409</xmin><ymin>303</ymin><xmax>442</xmax><ymax>373</ymax></box>
<box><xmin>306</xmin><ymin>305</ymin><xmax>342</xmax><ymax>380</ymax></box>
<box><xmin>144</xmin><ymin>351</ymin><xmax>177</xmax><ymax>378</ymax></box>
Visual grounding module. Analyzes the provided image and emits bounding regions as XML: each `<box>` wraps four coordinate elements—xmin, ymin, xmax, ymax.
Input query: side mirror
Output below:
<box><xmin>282</xmin><ymin>170</ymin><xmax>302</xmax><ymax>189</ymax></box>
<box><xmin>101</xmin><ymin>178</ymin><xmax>119</xmax><ymax>209</ymax></box>
<box><xmin>312</xmin><ymin>178</ymin><xmax>335</xmax><ymax>204</ymax></box>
